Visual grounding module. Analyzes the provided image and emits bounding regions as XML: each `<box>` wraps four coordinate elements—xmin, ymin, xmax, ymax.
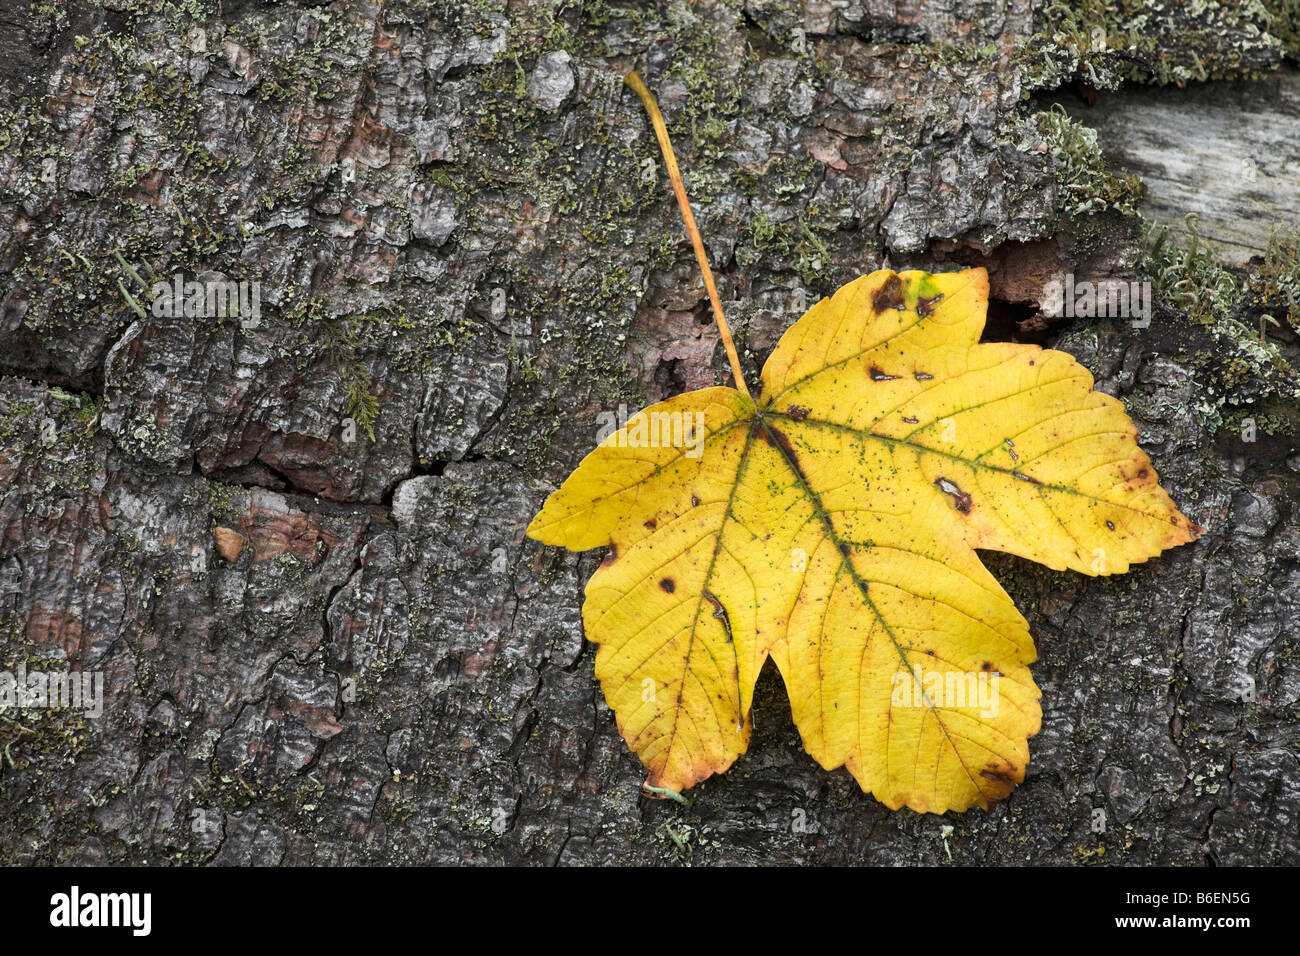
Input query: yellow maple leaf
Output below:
<box><xmin>526</xmin><ymin>74</ymin><xmax>1201</xmax><ymax>813</ymax></box>
<box><xmin>528</xmin><ymin>266</ymin><xmax>1200</xmax><ymax>813</ymax></box>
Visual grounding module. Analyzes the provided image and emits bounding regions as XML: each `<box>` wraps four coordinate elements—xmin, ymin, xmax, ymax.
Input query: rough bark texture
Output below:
<box><xmin>1</xmin><ymin>0</ymin><xmax>1298</xmax><ymax>865</ymax></box>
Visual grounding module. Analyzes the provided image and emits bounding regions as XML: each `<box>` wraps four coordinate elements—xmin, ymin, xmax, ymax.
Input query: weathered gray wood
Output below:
<box><xmin>1057</xmin><ymin>67</ymin><xmax>1300</xmax><ymax>262</ymax></box>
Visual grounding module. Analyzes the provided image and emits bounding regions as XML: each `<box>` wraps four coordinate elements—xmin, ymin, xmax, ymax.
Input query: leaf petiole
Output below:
<box><xmin>641</xmin><ymin>783</ymin><xmax>691</xmax><ymax>806</ymax></box>
<box><xmin>624</xmin><ymin>71</ymin><xmax>752</xmax><ymax>400</ymax></box>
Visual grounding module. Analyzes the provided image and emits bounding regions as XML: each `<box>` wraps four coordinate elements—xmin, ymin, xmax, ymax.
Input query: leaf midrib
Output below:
<box><xmin>750</xmin><ymin>417</ymin><xmax>997</xmax><ymax>806</ymax></box>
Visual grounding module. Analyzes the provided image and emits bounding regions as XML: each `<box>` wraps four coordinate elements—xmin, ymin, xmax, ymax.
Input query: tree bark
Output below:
<box><xmin>1</xmin><ymin>0</ymin><xmax>1297</xmax><ymax>865</ymax></box>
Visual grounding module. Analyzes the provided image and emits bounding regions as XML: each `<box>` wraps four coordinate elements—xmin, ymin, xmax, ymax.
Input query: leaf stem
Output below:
<box><xmin>624</xmin><ymin>71</ymin><xmax>751</xmax><ymax>400</ymax></box>
<box><xmin>641</xmin><ymin>783</ymin><xmax>691</xmax><ymax>806</ymax></box>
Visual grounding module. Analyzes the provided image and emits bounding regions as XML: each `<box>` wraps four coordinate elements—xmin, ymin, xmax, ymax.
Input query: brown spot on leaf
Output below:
<box><xmin>917</xmin><ymin>293</ymin><xmax>943</xmax><ymax>316</ymax></box>
<box><xmin>869</xmin><ymin>366</ymin><xmax>901</xmax><ymax>381</ymax></box>
<box><xmin>703</xmin><ymin>590</ymin><xmax>733</xmax><ymax>644</ymax></box>
<box><xmin>934</xmin><ymin>477</ymin><xmax>973</xmax><ymax>513</ymax></box>
<box><xmin>1012</xmin><ymin>471</ymin><xmax>1039</xmax><ymax>484</ymax></box>
<box><xmin>1106</xmin><ymin>520</ymin><xmax>1115</xmax><ymax>531</ymax></box>
<box><xmin>659</xmin><ymin>577</ymin><xmax>675</xmax><ymax>593</ymax></box>
<box><xmin>691</xmin><ymin>495</ymin><xmax>700</xmax><ymax>507</ymax></box>
<box><xmin>902</xmin><ymin>415</ymin><xmax>919</xmax><ymax>424</ymax></box>
<box><xmin>787</xmin><ymin>404</ymin><xmax>811</xmax><ymax>420</ymax></box>
<box><xmin>980</xmin><ymin>766</ymin><xmax>1018</xmax><ymax>786</ymax></box>
<box><xmin>644</xmin><ymin>518</ymin><xmax>657</xmax><ymax>530</ymax></box>
<box><xmin>913</xmin><ymin>371</ymin><xmax>934</xmax><ymax>381</ymax></box>
<box><xmin>872</xmin><ymin>274</ymin><xmax>905</xmax><ymax>312</ymax></box>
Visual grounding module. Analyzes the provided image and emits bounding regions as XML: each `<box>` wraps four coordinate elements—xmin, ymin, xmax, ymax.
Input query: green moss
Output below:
<box><xmin>1252</xmin><ymin>221</ymin><xmax>1300</xmax><ymax>332</ymax></box>
<box><xmin>740</xmin><ymin>209</ymin><xmax>832</xmax><ymax>286</ymax></box>
<box><xmin>1026</xmin><ymin>106</ymin><xmax>1143</xmax><ymax>218</ymax></box>
<box><xmin>319</xmin><ymin>316</ymin><xmax>382</xmax><ymax>442</ymax></box>
<box><xmin>1141</xmin><ymin>213</ymin><xmax>1297</xmax><ymax>403</ymax></box>
<box><xmin>1136</xmin><ymin>215</ymin><xmax>1300</xmax><ymax>453</ymax></box>
<box><xmin>1019</xmin><ymin>0</ymin><xmax>1283</xmax><ymax>92</ymax></box>
<box><xmin>1144</xmin><ymin>215</ymin><xmax>1241</xmax><ymax>329</ymax></box>
<box><xmin>657</xmin><ymin>814</ymin><xmax>721</xmax><ymax>865</ymax></box>
<box><xmin>1262</xmin><ymin>0</ymin><xmax>1300</xmax><ymax>56</ymax></box>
